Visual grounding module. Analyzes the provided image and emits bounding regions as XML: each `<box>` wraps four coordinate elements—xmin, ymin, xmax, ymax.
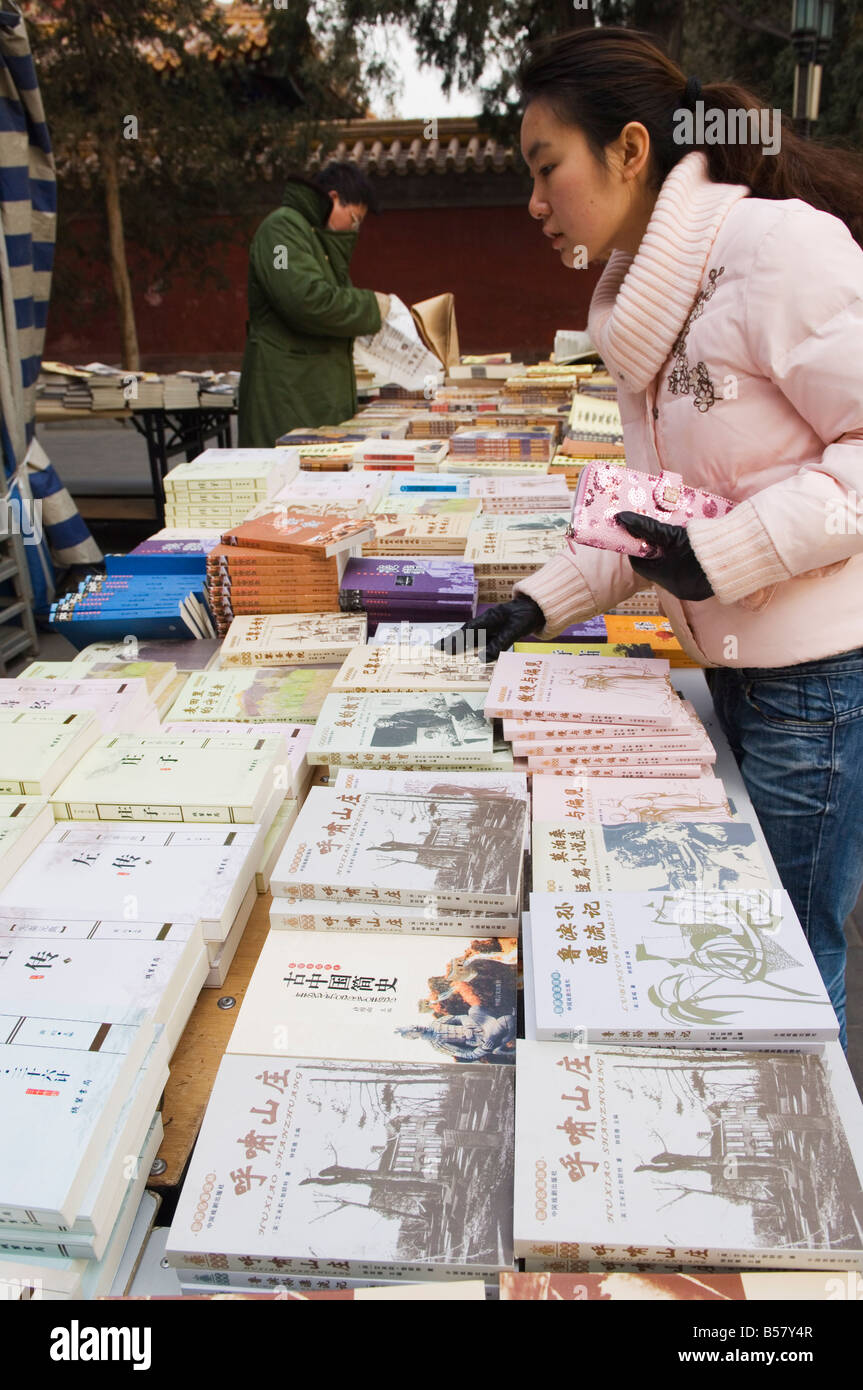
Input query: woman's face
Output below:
<box><xmin>521</xmin><ymin>99</ymin><xmax>652</xmax><ymax>265</ymax></box>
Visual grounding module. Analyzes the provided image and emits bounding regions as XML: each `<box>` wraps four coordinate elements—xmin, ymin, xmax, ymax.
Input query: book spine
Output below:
<box><xmin>270</xmin><ymin>880</ymin><xmax>518</xmax><ymax>912</ymax></box>
<box><xmin>515</xmin><ymin>1241</ymin><xmax>853</xmax><ymax>1270</ymax></box>
<box><xmin>166</xmin><ymin>1250</ymin><xmax>509</xmax><ymax>1280</ymax></box>
<box><xmin>268</xmin><ymin>908</ymin><xmax>513</xmax><ymax>936</ymax></box>
<box><xmin>51</xmin><ymin>801</ymin><xmax>253</xmax><ymax>823</ymax></box>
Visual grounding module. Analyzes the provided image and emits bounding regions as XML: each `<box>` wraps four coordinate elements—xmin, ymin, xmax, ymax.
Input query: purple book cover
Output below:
<box><xmin>475</xmin><ymin>605</ymin><xmax>607</xmax><ymax>641</ymax></box>
<box><xmin>131</xmin><ymin>538</ymin><xmax>221</xmax><ymax>557</ymax></box>
<box><xmin>340</xmin><ymin>558</ymin><xmax>477</xmax><ymax>599</ymax></box>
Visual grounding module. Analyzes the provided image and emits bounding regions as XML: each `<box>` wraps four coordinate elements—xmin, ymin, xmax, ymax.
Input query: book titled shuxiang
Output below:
<box><xmin>531</xmin><ymin>773</ymin><xmax>732</xmax><ymax>825</ymax></box>
<box><xmin>271</xmin><ymin>787</ymin><xmax>525</xmax><ymax>912</ymax></box>
<box><xmin>227</xmin><ymin>930</ymin><xmax>518</xmax><ymax>1066</ymax></box>
<box><xmin>220</xmin><ymin>614</ymin><xmax>367</xmax><ymax>667</ymax></box>
<box><xmin>514</xmin><ymin>1040</ymin><xmax>863</xmax><ymax>1270</ymax></box>
<box><xmin>0</xmin><ymin>823</ymin><xmax>265</xmax><ymax>942</ymax></box>
<box><xmin>166</xmin><ymin>1054</ymin><xmax>515</xmax><ymax>1279</ymax></box>
<box><xmin>307</xmin><ymin>692</ymin><xmax>497</xmax><ymax>769</ymax></box>
<box><xmin>528</xmin><ymin>889</ymin><xmax>836</xmax><ymax>1047</ymax></box>
<box><xmin>532</xmin><ymin>821</ymin><xmax>771</xmax><ymax>896</ymax></box>
<box><xmin>167</xmin><ymin>668</ymin><xmax>338</xmax><ymax>724</ymax></box>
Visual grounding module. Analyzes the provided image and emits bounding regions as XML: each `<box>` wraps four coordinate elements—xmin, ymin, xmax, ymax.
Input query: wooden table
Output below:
<box><xmin>148</xmin><ymin>891</ymin><xmax>272</xmax><ymax>1193</ymax></box>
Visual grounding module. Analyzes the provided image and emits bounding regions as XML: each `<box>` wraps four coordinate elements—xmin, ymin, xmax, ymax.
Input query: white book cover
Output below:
<box><xmin>0</xmin><ymin>797</ymin><xmax>53</xmax><ymax>890</ymax></box>
<box><xmin>166</xmin><ymin>1054</ymin><xmax>515</xmax><ymax>1278</ymax></box>
<box><xmin>228</xmin><ymin>930</ymin><xmax>518</xmax><ymax>1066</ymax></box>
<box><xmin>51</xmin><ymin>734</ymin><xmax>284</xmax><ymax>824</ymax></box>
<box><xmin>160</xmin><ymin>722</ymin><xmax>312</xmax><ymax>799</ymax></box>
<box><xmin>255</xmin><ymin>800</ymin><xmax>300</xmax><ymax>893</ymax></box>
<box><xmin>528</xmin><ymin>889</ymin><xmax>837</xmax><ymax>1046</ymax></box>
<box><xmin>532</xmin><ymin>821</ymin><xmax>771</xmax><ymax>896</ymax></box>
<box><xmin>220</xmin><ymin>613</ymin><xmax>367</xmax><ymax>667</ymax></box>
<box><xmin>271</xmin><ymin>787</ymin><xmax>525</xmax><ymax>911</ymax></box>
<box><xmin>0</xmin><ymin>679</ymin><xmax>158</xmax><ymax>734</ymax></box>
<box><xmin>485</xmin><ymin>654</ymin><xmax>676</xmax><ymax>724</ymax></box>
<box><xmin>0</xmin><ymin>823</ymin><xmax>264</xmax><ymax>942</ymax></box>
<box><xmin>514</xmin><ymin>1040</ymin><xmax>863</xmax><ymax>1269</ymax></box>
<box><xmin>0</xmin><ymin>711</ymin><xmax>100</xmax><ymax>795</ymax></box>
<box><xmin>308</xmin><ymin>692</ymin><xmax>496</xmax><ymax>768</ymax></box>
<box><xmin>531</xmin><ymin>773</ymin><xmax>732</xmax><ymax>824</ymax></box>
<box><xmin>269</xmin><ymin>897</ymin><xmax>519</xmax><ymax>936</ymax></box>
<box><xmin>0</xmin><ymin>1029</ymin><xmax>169</xmax><ymax>1247</ymax></box>
<box><xmin>0</xmin><ymin>931</ymin><xmax>203</xmax><ymax>1029</ymax></box>
<box><xmin>0</xmin><ymin>1024</ymin><xmax>153</xmax><ymax>1225</ymax></box>
<box><xmin>166</xmin><ymin>450</ymin><xmax>293</xmax><ymax>489</ymax></box>
<box><xmin>18</xmin><ymin>659</ymin><xmax>178</xmax><ymax>705</ymax></box>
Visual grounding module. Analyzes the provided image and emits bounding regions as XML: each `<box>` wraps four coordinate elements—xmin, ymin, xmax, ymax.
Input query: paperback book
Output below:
<box><xmin>0</xmin><ymin>823</ymin><xmax>264</xmax><ymax>942</ymax></box>
<box><xmin>219</xmin><ymin>613</ymin><xmax>367</xmax><ymax>667</ymax></box>
<box><xmin>485</xmin><ymin>653</ymin><xmax>676</xmax><ymax>725</ymax></box>
<box><xmin>0</xmin><ymin>710</ymin><xmax>101</xmax><ymax>796</ymax></box>
<box><xmin>532</xmin><ymin>821</ymin><xmax>769</xmax><ymax>895</ymax></box>
<box><xmin>166</xmin><ymin>1054</ymin><xmax>515</xmax><ymax>1279</ymax></box>
<box><xmin>227</xmin><ymin>931</ymin><xmax>518</xmax><ymax>1065</ymax></box>
<box><xmin>0</xmin><ymin>797</ymin><xmax>54</xmax><ymax>891</ymax></box>
<box><xmin>50</xmin><ymin>734</ymin><xmax>284</xmax><ymax>825</ymax></box>
<box><xmin>271</xmin><ymin>787</ymin><xmax>525</xmax><ymax>911</ymax></box>
<box><xmin>269</xmin><ymin>898</ymin><xmax>519</xmax><ymax>936</ymax></box>
<box><xmin>513</xmin><ymin>1040</ymin><xmax>863</xmax><ymax>1269</ymax></box>
<box><xmin>528</xmin><ymin>888</ymin><xmax>835</xmax><ymax>1046</ymax></box>
<box><xmin>531</xmin><ymin>774</ymin><xmax>733</xmax><ymax>824</ymax></box>
<box><xmin>167</xmin><ymin>668</ymin><xmax>338</xmax><ymax>724</ymax></box>
<box><xmin>332</xmin><ymin>646</ymin><xmax>495</xmax><ymax>694</ymax></box>
<box><xmin>307</xmin><ymin>692</ymin><xmax>497</xmax><ymax>769</ymax></box>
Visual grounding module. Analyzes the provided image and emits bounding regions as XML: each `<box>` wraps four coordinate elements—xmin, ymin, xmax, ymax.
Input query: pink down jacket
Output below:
<box><xmin>516</xmin><ymin>150</ymin><xmax>863</xmax><ymax>668</ymax></box>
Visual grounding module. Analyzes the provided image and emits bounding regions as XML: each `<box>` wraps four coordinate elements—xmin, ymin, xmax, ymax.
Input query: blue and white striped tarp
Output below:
<box><xmin>1</xmin><ymin>3</ymin><xmax>100</xmax><ymax>608</ymax></box>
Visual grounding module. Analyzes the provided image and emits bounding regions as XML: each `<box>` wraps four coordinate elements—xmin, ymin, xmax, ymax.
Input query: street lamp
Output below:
<box><xmin>791</xmin><ymin>0</ymin><xmax>834</xmax><ymax>137</ymax></box>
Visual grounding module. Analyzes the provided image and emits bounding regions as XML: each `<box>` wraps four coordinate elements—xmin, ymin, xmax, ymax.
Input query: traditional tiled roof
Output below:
<box><xmin>307</xmin><ymin>119</ymin><xmax>522</xmax><ymax>177</ymax></box>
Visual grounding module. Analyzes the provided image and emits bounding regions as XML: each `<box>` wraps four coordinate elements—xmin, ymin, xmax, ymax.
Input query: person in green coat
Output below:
<box><xmin>238</xmin><ymin>164</ymin><xmax>390</xmax><ymax>448</ymax></box>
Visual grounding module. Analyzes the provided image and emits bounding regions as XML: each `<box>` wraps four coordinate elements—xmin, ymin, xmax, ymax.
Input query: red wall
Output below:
<box><xmin>46</xmin><ymin>203</ymin><xmax>600</xmax><ymax>369</ymax></box>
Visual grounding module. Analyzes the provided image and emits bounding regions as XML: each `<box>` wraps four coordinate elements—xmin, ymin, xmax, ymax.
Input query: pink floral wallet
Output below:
<box><xmin>566</xmin><ymin>462</ymin><xmax>735</xmax><ymax>559</ymax></box>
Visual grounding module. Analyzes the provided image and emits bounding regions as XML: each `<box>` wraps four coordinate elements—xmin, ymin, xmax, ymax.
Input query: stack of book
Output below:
<box><xmin>68</xmin><ymin>637</ymin><xmax>221</xmax><ymax>673</ymax></box>
<box><xmin>0</xmin><ymin>676</ymin><xmax>162</xmax><ymax>734</ymax></box>
<box><xmin>275</xmin><ymin>470</ymin><xmax>392</xmax><ymax>513</ymax></box>
<box><xmin>17</xmin><ymin>657</ymin><xmax>185</xmax><ymax>719</ymax></box>
<box><xmin>464</xmin><ymin>512</ymin><xmax>572</xmax><ymax>603</ymax></box>
<box><xmin>166</xmin><ymin>667</ymin><xmax>339</xmax><ymax>725</ymax></box>
<box><xmin>487</xmin><ymin>654</ymin><xmax>715</xmax><ymax>776</ymax></box>
<box><xmin>306</xmin><ymin>691</ymin><xmax>502</xmax><ymax>771</ymax></box>
<box><xmin>370</xmin><ymin>494</ymin><xmax>481</xmax><ymax>519</ymax></box>
<box><xmin>352</xmin><ymin>438</ymin><xmax>448</xmax><ymax>470</ymax></box>
<box><xmin>0</xmin><ymin>709</ymin><xmax>101</xmax><ymax>795</ymax></box>
<box><xmin>0</xmin><ymin>819</ymin><xmax>272</xmax><ymax>989</ymax></box>
<box><xmin>161</xmin><ymin>375</ymin><xmax>202</xmax><ymax>410</ymax></box>
<box><xmin>331</xmin><ymin>645</ymin><xmax>494</xmax><ymax>695</ymax></box>
<box><xmin>339</xmin><ymin>557</ymin><xmax>477</xmax><ymax>627</ymax></box>
<box><xmin>50</xmin><ymin>557</ymin><xmax>215</xmax><ymax>647</ymax></box>
<box><xmin>468</xmin><ymin>475</ymin><xmax>572</xmax><ymax>512</ymax></box>
<box><xmin>206</xmin><ymin>509</ymin><xmax>372</xmax><ymax>632</ymax></box>
<box><xmin>385</xmin><ymin>472</ymin><xmax>471</xmax><ymax>497</ymax></box>
<box><xmin>361</xmin><ymin>513</ymin><xmax>473</xmax><ymax>556</ymax></box>
<box><xmin>445</xmin><ymin>427</ymin><xmax>556</xmax><ymax>471</ymax></box>
<box><xmin>163</xmin><ymin>450</ymin><xmax>297</xmax><ymax>530</ymax></box>
<box><xmin>219</xmin><ymin>613</ymin><xmax>367</xmax><ymax>667</ymax></box>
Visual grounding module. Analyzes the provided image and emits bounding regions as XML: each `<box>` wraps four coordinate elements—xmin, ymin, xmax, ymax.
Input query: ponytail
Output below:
<box><xmin>518</xmin><ymin>27</ymin><xmax>863</xmax><ymax>249</ymax></box>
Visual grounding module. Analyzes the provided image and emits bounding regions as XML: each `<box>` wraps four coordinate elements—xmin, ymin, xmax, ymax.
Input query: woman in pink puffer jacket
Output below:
<box><xmin>456</xmin><ymin>27</ymin><xmax>863</xmax><ymax>1048</ymax></box>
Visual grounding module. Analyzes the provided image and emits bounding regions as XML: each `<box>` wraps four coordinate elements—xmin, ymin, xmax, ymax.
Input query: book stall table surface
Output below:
<box><xmin>144</xmin><ymin>675</ymin><xmax>780</xmax><ymax>1205</ymax></box>
<box><xmin>35</xmin><ymin>402</ymin><xmax>236</xmax><ymax>527</ymax></box>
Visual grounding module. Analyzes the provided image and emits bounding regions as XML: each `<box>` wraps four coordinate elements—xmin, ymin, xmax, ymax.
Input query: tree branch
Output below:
<box><xmin>719</xmin><ymin>3</ymin><xmax>790</xmax><ymax>43</ymax></box>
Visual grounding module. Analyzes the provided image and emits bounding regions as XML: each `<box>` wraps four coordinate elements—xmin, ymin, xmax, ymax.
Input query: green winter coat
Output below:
<box><xmin>237</xmin><ymin>181</ymin><xmax>382</xmax><ymax>448</ymax></box>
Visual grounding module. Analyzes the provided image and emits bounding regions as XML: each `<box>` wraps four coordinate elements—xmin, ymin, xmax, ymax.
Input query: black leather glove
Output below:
<box><xmin>615</xmin><ymin>512</ymin><xmax>714</xmax><ymax>601</ymax></box>
<box><xmin>435</xmin><ymin>595</ymin><xmax>545</xmax><ymax>662</ymax></box>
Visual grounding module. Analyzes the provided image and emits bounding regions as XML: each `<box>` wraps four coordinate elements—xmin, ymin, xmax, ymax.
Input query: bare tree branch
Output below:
<box><xmin>719</xmin><ymin>3</ymin><xmax>790</xmax><ymax>43</ymax></box>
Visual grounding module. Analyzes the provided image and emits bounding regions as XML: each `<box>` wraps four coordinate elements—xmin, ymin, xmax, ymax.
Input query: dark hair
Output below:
<box><xmin>313</xmin><ymin>161</ymin><xmax>380</xmax><ymax>216</ymax></box>
<box><xmin>518</xmin><ymin>26</ymin><xmax>863</xmax><ymax>249</ymax></box>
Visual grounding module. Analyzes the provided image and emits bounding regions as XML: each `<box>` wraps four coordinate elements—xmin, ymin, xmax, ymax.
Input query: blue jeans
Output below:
<box><xmin>706</xmin><ymin>648</ymin><xmax>863</xmax><ymax>1050</ymax></box>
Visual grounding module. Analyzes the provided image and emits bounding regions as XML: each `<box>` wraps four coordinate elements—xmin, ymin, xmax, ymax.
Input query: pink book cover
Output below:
<box><xmin>526</xmin><ymin>757</ymin><xmax>706</xmax><ymax>777</ymax></box>
<box><xmin>485</xmin><ymin>654</ymin><xmax>676</xmax><ymax>726</ymax></box>
<box><xmin>0</xmin><ymin>679</ymin><xmax>159</xmax><ymax>734</ymax></box>
<box><xmin>511</xmin><ymin>734</ymin><xmax>714</xmax><ymax>759</ymax></box>
<box><xmin>530</xmin><ymin>773</ymin><xmax>731</xmax><ymax>824</ymax></box>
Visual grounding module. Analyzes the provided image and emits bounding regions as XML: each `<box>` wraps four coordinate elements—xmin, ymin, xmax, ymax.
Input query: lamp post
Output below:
<box><xmin>790</xmin><ymin>0</ymin><xmax>835</xmax><ymax>138</ymax></box>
